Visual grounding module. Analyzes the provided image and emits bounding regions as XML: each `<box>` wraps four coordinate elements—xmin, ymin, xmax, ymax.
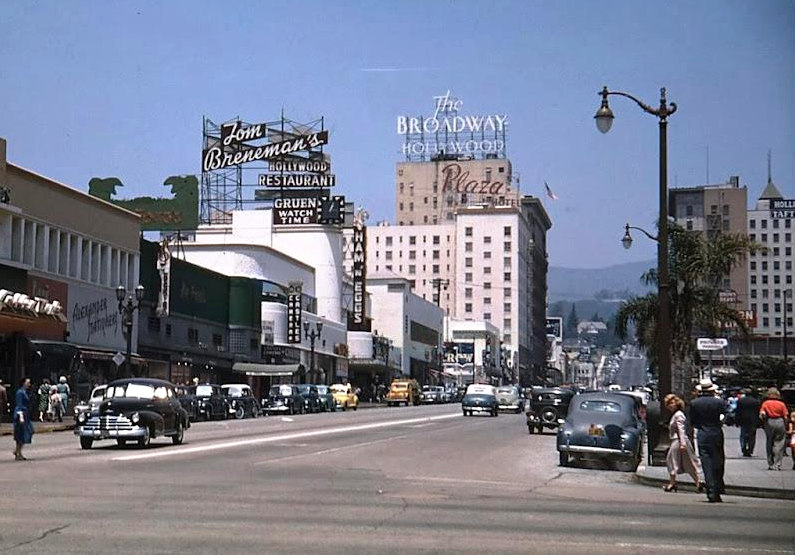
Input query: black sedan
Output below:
<box><xmin>295</xmin><ymin>384</ymin><xmax>321</xmax><ymax>413</ymax></box>
<box><xmin>264</xmin><ymin>384</ymin><xmax>305</xmax><ymax>415</ymax></box>
<box><xmin>75</xmin><ymin>378</ymin><xmax>190</xmax><ymax>449</ymax></box>
<box><xmin>191</xmin><ymin>384</ymin><xmax>228</xmax><ymax>421</ymax></box>
<box><xmin>221</xmin><ymin>384</ymin><xmax>261</xmax><ymax>419</ymax></box>
<box><xmin>526</xmin><ymin>387</ymin><xmax>575</xmax><ymax>434</ymax></box>
<box><xmin>557</xmin><ymin>392</ymin><xmax>645</xmax><ymax>472</ymax></box>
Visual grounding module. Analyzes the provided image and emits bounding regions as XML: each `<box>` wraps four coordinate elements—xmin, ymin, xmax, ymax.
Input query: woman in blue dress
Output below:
<box><xmin>13</xmin><ymin>377</ymin><xmax>33</xmax><ymax>461</ymax></box>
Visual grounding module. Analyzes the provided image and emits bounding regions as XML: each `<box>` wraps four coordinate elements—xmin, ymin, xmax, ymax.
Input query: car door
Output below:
<box><xmin>212</xmin><ymin>386</ymin><xmax>224</xmax><ymax>417</ymax></box>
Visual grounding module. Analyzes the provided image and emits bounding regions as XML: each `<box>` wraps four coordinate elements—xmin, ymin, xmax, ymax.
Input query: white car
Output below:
<box><xmin>73</xmin><ymin>385</ymin><xmax>107</xmax><ymax>417</ymax></box>
<box><xmin>495</xmin><ymin>386</ymin><xmax>524</xmax><ymax>413</ymax></box>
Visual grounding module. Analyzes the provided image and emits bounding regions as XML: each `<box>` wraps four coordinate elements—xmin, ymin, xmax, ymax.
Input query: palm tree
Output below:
<box><xmin>616</xmin><ymin>224</ymin><xmax>757</xmax><ymax>385</ymax></box>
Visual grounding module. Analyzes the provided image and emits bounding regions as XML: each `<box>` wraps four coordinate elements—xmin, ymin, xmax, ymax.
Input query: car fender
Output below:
<box><xmin>177</xmin><ymin>407</ymin><xmax>191</xmax><ymax>429</ymax></box>
<box><xmin>136</xmin><ymin>411</ymin><xmax>166</xmax><ymax>436</ymax></box>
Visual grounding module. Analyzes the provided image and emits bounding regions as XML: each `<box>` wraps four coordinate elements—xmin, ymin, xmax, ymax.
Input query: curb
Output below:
<box><xmin>634</xmin><ymin>468</ymin><xmax>794</xmax><ymax>501</ymax></box>
<box><xmin>0</xmin><ymin>424</ymin><xmax>75</xmax><ymax>436</ymax></box>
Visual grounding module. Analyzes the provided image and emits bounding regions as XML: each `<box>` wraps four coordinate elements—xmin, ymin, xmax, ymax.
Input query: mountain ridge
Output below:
<box><xmin>548</xmin><ymin>259</ymin><xmax>654</xmax><ymax>302</ymax></box>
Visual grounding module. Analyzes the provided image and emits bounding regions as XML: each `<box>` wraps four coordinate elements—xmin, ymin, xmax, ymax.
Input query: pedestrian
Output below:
<box><xmin>787</xmin><ymin>410</ymin><xmax>795</xmax><ymax>471</ymax></box>
<box><xmin>48</xmin><ymin>386</ymin><xmax>63</xmax><ymax>423</ymax></box>
<box><xmin>735</xmin><ymin>388</ymin><xmax>761</xmax><ymax>457</ymax></box>
<box><xmin>662</xmin><ymin>394</ymin><xmax>703</xmax><ymax>493</ymax></box>
<box><xmin>38</xmin><ymin>379</ymin><xmax>51</xmax><ymax>421</ymax></box>
<box><xmin>57</xmin><ymin>376</ymin><xmax>70</xmax><ymax>418</ymax></box>
<box><xmin>689</xmin><ymin>378</ymin><xmax>726</xmax><ymax>503</ymax></box>
<box><xmin>12</xmin><ymin>377</ymin><xmax>34</xmax><ymax>461</ymax></box>
<box><xmin>0</xmin><ymin>378</ymin><xmax>7</xmax><ymax>423</ymax></box>
<box><xmin>759</xmin><ymin>387</ymin><xmax>789</xmax><ymax>471</ymax></box>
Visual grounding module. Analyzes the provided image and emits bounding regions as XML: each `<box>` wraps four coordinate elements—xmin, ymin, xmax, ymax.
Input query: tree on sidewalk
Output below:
<box><xmin>733</xmin><ymin>356</ymin><xmax>795</xmax><ymax>390</ymax></box>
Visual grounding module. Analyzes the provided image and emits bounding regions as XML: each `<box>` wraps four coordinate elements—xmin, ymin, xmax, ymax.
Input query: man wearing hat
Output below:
<box><xmin>689</xmin><ymin>378</ymin><xmax>726</xmax><ymax>502</ymax></box>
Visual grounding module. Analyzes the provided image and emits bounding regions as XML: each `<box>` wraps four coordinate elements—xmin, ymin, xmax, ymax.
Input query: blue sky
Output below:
<box><xmin>1</xmin><ymin>0</ymin><xmax>792</xmax><ymax>268</ymax></box>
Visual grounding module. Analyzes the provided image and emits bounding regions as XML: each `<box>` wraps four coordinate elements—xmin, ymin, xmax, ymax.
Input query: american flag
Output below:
<box><xmin>544</xmin><ymin>181</ymin><xmax>559</xmax><ymax>200</ymax></box>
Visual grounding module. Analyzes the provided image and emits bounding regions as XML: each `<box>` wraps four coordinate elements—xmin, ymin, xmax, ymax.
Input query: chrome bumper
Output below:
<box><xmin>557</xmin><ymin>445</ymin><xmax>628</xmax><ymax>455</ymax></box>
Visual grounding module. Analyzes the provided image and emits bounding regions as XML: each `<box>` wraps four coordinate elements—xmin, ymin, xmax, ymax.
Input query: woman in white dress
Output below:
<box><xmin>663</xmin><ymin>394</ymin><xmax>703</xmax><ymax>492</ymax></box>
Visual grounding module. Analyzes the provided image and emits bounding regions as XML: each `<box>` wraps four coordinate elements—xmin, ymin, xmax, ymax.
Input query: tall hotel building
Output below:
<box><xmin>345</xmin><ymin>156</ymin><xmax>551</xmax><ymax>385</ymax></box>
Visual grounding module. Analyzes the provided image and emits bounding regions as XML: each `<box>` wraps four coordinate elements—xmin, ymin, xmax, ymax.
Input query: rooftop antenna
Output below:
<box><xmin>767</xmin><ymin>149</ymin><xmax>772</xmax><ymax>184</ymax></box>
<box><xmin>706</xmin><ymin>145</ymin><xmax>710</xmax><ymax>184</ymax></box>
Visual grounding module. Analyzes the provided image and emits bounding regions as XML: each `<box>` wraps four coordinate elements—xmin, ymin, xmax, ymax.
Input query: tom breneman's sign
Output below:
<box><xmin>202</xmin><ymin>123</ymin><xmax>329</xmax><ymax>172</ymax></box>
<box><xmin>770</xmin><ymin>199</ymin><xmax>795</xmax><ymax>219</ymax></box>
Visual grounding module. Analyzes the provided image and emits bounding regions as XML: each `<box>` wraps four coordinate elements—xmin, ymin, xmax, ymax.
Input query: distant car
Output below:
<box><xmin>462</xmin><ymin>384</ymin><xmax>498</xmax><ymax>417</ymax></box>
<box><xmin>526</xmin><ymin>387</ymin><xmax>575</xmax><ymax>434</ymax></box>
<box><xmin>295</xmin><ymin>384</ymin><xmax>321</xmax><ymax>413</ymax></box>
<box><xmin>386</xmin><ymin>379</ymin><xmax>421</xmax><ymax>406</ymax></box>
<box><xmin>221</xmin><ymin>384</ymin><xmax>261</xmax><ymax>419</ymax></box>
<box><xmin>175</xmin><ymin>385</ymin><xmax>200</xmax><ymax>421</ymax></box>
<box><xmin>265</xmin><ymin>384</ymin><xmax>304</xmax><ymax>415</ymax></box>
<box><xmin>557</xmin><ymin>392</ymin><xmax>645</xmax><ymax>472</ymax></box>
<box><xmin>191</xmin><ymin>384</ymin><xmax>228</xmax><ymax>421</ymax></box>
<box><xmin>315</xmin><ymin>385</ymin><xmax>336</xmax><ymax>412</ymax></box>
<box><xmin>496</xmin><ymin>385</ymin><xmax>524</xmax><ymax>413</ymax></box>
<box><xmin>420</xmin><ymin>385</ymin><xmax>444</xmax><ymax>404</ymax></box>
<box><xmin>73</xmin><ymin>385</ymin><xmax>107</xmax><ymax>418</ymax></box>
<box><xmin>330</xmin><ymin>383</ymin><xmax>358</xmax><ymax>411</ymax></box>
<box><xmin>75</xmin><ymin>378</ymin><xmax>189</xmax><ymax>449</ymax></box>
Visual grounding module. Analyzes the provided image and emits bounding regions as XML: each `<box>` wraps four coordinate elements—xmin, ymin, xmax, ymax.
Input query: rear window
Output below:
<box><xmin>579</xmin><ymin>400</ymin><xmax>621</xmax><ymax>413</ymax></box>
<box><xmin>497</xmin><ymin>388</ymin><xmax>514</xmax><ymax>394</ymax></box>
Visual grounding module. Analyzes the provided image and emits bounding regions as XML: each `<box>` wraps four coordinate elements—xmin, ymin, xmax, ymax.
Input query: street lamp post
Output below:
<box><xmin>303</xmin><ymin>321</ymin><xmax>323</xmax><ymax>385</ymax></box>
<box><xmin>784</xmin><ymin>290</ymin><xmax>791</xmax><ymax>364</ymax></box>
<box><xmin>116</xmin><ymin>284</ymin><xmax>145</xmax><ymax>377</ymax></box>
<box><xmin>596</xmin><ymin>86</ymin><xmax>677</xmax><ymax>405</ymax></box>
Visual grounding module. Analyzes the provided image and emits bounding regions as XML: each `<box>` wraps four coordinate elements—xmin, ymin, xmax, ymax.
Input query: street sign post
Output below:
<box><xmin>696</xmin><ymin>338</ymin><xmax>728</xmax><ymax>381</ymax></box>
<box><xmin>112</xmin><ymin>352</ymin><xmax>125</xmax><ymax>367</ymax></box>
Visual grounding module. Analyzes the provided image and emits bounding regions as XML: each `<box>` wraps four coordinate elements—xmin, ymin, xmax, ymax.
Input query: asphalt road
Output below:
<box><xmin>617</xmin><ymin>351</ymin><xmax>648</xmax><ymax>389</ymax></box>
<box><xmin>1</xmin><ymin>405</ymin><xmax>792</xmax><ymax>555</ymax></box>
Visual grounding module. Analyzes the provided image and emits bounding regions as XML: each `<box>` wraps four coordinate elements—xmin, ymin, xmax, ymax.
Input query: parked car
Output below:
<box><xmin>455</xmin><ymin>386</ymin><xmax>468</xmax><ymax>403</ymax></box>
<box><xmin>73</xmin><ymin>384</ymin><xmax>107</xmax><ymax>418</ymax></box>
<box><xmin>75</xmin><ymin>378</ymin><xmax>189</xmax><ymax>449</ymax></box>
<box><xmin>386</xmin><ymin>379</ymin><xmax>421</xmax><ymax>406</ymax></box>
<box><xmin>316</xmin><ymin>385</ymin><xmax>336</xmax><ymax>412</ymax></box>
<box><xmin>557</xmin><ymin>392</ymin><xmax>645</xmax><ymax>471</ymax></box>
<box><xmin>175</xmin><ymin>385</ymin><xmax>200</xmax><ymax>422</ymax></box>
<box><xmin>191</xmin><ymin>384</ymin><xmax>228</xmax><ymax>421</ymax></box>
<box><xmin>496</xmin><ymin>385</ymin><xmax>524</xmax><ymax>413</ymax></box>
<box><xmin>221</xmin><ymin>384</ymin><xmax>261</xmax><ymax>419</ymax></box>
<box><xmin>420</xmin><ymin>385</ymin><xmax>445</xmax><ymax>404</ymax></box>
<box><xmin>526</xmin><ymin>387</ymin><xmax>575</xmax><ymax>434</ymax></box>
<box><xmin>265</xmin><ymin>384</ymin><xmax>305</xmax><ymax>415</ymax></box>
<box><xmin>295</xmin><ymin>384</ymin><xmax>321</xmax><ymax>413</ymax></box>
<box><xmin>461</xmin><ymin>384</ymin><xmax>498</xmax><ymax>417</ymax></box>
<box><xmin>330</xmin><ymin>383</ymin><xmax>358</xmax><ymax>411</ymax></box>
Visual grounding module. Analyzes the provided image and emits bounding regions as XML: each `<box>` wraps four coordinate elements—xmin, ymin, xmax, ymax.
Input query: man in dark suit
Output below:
<box><xmin>735</xmin><ymin>389</ymin><xmax>761</xmax><ymax>457</ymax></box>
<box><xmin>689</xmin><ymin>378</ymin><xmax>726</xmax><ymax>503</ymax></box>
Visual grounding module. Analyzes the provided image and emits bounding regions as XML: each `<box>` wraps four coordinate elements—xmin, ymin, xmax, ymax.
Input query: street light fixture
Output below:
<box><xmin>596</xmin><ymin>85</ymin><xmax>677</xmax><ymax>465</ymax></box>
<box><xmin>304</xmin><ymin>321</ymin><xmax>323</xmax><ymax>385</ymax></box>
<box><xmin>116</xmin><ymin>284</ymin><xmax>145</xmax><ymax>376</ymax></box>
<box><xmin>622</xmin><ymin>223</ymin><xmax>659</xmax><ymax>250</ymax></box>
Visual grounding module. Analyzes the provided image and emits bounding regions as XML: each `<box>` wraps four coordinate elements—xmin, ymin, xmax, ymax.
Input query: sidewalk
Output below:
<box><xmin>636</xmin><ymin>427</ymin><xmax>795</xmax><ymax>500</ymax></box>
<box><xmin>0</xmin><ymin>417</ymin><xmax>75</xmax><ymax>436</ymax></box>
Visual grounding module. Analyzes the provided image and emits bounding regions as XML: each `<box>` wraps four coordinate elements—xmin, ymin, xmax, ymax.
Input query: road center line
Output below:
<box><xmin>253</xmin><ymin>434</ymin><xmax>410</xmax><ymax>466</ymax></box>
<box><xmin>111</xmin><ymin>413</ymin><xmax>461</xmax><ymax>462</ymax></box>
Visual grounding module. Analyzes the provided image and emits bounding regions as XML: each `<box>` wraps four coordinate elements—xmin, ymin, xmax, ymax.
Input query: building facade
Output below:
<box><xmin>0</xmin><ymin>137</ymin><xmax>141</xmax><ymax>397</ymax></box>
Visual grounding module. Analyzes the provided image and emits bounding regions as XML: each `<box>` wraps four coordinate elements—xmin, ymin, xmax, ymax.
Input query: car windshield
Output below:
<box><xmin>392</xmin><ymin>384</ymin><xmax>407</xmax><ymax>390</ymax></box>
<box><xmin>296</xmin><ymin>385</ymin><xmax>311</xmax><ymax>394</ymax></box>
<box><xmin>464</xmin><ymin>394</ymin><xmax>493</xmax><ymax>402</ymax></box>
<box><xmin>316</xmin><ymin>386</ymin><xmax>328</xmax><ymax>394</ymax></box>
<box><xmin>579</xmin><ymin>400</ymin><xmax>621</xmax><ymax>413</ymax></box>
<box><xmin>497</xmin><ymin>387</ymin><xmax>514</xmax><ymax>394</ymax></box>
<box><xmin>196</xmin><ymin>385</ymin><xmax>213</xmax><ymax>396</ymax></box>
<box><xmin>331</xmin><ymin>385</ymin><xmax>347</xmax><ymax>393</ymax></box>
<box><xmin>106</xmin><ymin>383</ymin><xmax>155</xmax><ymax>400</ymax></box>
<box><xmin>270</xmin><ymin>385</ymin><xmax>293</xmax><ymax>397</ymax></box>
<box><xmin>223</xmin><ymin>387</ymin><xmax>243</xmax><ymax>397</ymax></box>
<box><xmin>91</xmin><ymin>386</ymin><xmax>106</xmax><ymax>399</ymax></box>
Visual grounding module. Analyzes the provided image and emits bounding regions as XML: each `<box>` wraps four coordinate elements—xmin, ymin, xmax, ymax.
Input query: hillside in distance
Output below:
<box><xmin>548</xmin><ymin>260</ymin><xmax>654</xmax><ymax>303</ymax></box>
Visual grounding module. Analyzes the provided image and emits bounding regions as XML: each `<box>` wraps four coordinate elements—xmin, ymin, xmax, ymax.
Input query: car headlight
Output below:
<box><xmin>131</xmin><ymin>412</ymin><xmax>140</xmax><ymax>424</ymax></box>
<box><xmin>77</xmin><ymin>412</ymin><xmax>87</xmax><ymax>424</ymax></box>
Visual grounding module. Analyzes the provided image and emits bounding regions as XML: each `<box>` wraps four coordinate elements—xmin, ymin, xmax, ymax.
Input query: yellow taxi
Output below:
<box><xmin>386</xmin><ymin>379</ymin><xmax>421</xmax><ymax>406</ymax></box>
<box><xmin>330</xmin><ymin>383</ymin><xmax>358</xmax><ymax>411</ymax></box>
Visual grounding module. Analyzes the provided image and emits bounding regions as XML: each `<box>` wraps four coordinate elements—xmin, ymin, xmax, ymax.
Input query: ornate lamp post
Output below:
<box><xmin>595</xmin><ymin>86</ymin><xmax>677</xmax><ymax>405</ymax></box>
<box><xmin>304</xmin><ymin>321</ymin><xmax>323</xmax><ymax>384</ymax></box>
<box><xmin>116</xmin><ymin>284</ymin><xmax>145</xmax><ymax>377</ymax></box>
<box><xmin>621</xmin><ymin>223</ymin><xmax>659</xmax><ymax>250</ymax></box>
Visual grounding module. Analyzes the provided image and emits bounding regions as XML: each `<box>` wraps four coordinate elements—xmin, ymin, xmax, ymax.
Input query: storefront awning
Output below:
<box><xmin>232</xmin><ymin>362</ymin><xmax>301</xmax><ymax>377</ymax></box>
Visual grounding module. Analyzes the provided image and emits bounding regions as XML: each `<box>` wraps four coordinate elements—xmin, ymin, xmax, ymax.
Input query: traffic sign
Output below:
<box><xmin>112</xmin><ymin>352</ymin><xmax>125</xmax><ymax>367</ymax></box>
<box><xmin>696</xmin><ymin>338</ymin><xmax>728</xmax><ymax>351</ymax></box>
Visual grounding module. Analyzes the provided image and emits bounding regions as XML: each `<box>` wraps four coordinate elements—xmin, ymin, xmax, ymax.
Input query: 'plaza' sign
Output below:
<box><xmin>770</xmin><ymin>199</ymin><xmax>795</xmax><ymax>219</ymax></box>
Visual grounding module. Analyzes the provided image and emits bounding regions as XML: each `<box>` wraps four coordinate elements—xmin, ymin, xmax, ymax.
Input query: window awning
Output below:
<box><xmin>232</xmin><ymin>362</ymin><xmax>301</xmax><ymax>377</ymax></box>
